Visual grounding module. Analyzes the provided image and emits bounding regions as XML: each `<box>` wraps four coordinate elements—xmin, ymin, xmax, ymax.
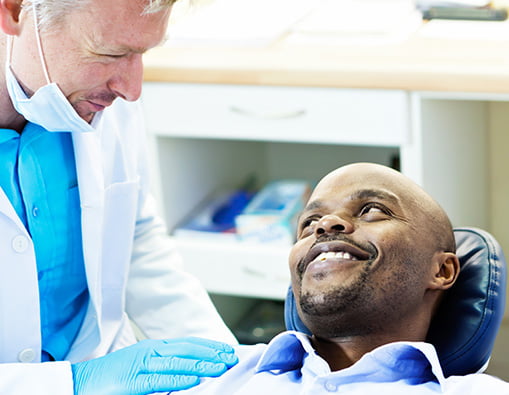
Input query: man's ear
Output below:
<box><xmin>0</xmin><ymin>0</ymin><xmax>23</xmax><ymax>36</ymax></box>
<box><xmin>429</xmin><ymin>252</ymin><xmax>460</xmax><ymax>291</ymax></box>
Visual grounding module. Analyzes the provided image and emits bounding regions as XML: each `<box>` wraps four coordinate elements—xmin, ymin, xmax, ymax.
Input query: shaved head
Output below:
<box><xmin>289</xmin><ymin>162</ymin><xmax>459</xmax><ymax>343</ymax></box>
<box><xmin>315</xmin><ymin>163</ymin><xmax>455</xmax><ymax>252</ymax></box>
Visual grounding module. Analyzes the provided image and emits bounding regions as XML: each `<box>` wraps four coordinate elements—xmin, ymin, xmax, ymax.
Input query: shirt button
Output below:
<box><xmin>12</xmin><ymin>235</ymin><xmax>29</xmax><ymax>253</ymax></box>
<box><xmin>32</xmin><ymin>206</ymin><xmax>39</xmax><ymax>217</ymax></box>
<box><xmin>324</xmin><ymin>382</ymin><xmax>338</xmax><ymax>392</ymax></box>
<box><xmin>18</xmin><ymin>348</ymin><xmax>36</xmax><ymax>363</ymax></box>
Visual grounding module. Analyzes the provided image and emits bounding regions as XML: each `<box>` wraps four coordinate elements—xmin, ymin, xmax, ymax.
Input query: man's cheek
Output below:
<box><xmin>288</xmin><ymin>241</ymin><xmax>305</xmax><ymax>270</ymax></box>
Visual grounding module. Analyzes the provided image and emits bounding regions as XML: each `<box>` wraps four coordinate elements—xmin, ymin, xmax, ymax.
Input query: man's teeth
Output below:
<box><xmin>316</xmin><ymin>251</ymin><xmax>357</xmax><ymax>261</ymax></box>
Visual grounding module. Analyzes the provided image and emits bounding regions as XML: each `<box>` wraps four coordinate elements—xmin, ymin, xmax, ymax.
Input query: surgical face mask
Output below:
<box><xmin>4</xmin><ymin>5</ymin><xmax>95</xmax><ymax>133</ymax></box>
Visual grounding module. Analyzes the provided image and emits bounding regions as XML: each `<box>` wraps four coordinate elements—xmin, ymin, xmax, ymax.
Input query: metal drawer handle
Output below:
<box><xmin>229</xmin><ymin>105</ymin><xmax>307</xmax><ymax>120</ymax></box>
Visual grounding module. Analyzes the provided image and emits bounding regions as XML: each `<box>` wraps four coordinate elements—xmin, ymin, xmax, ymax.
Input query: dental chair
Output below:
<box><xmin>284</xmin><ymin>227</ymin><xmax>507</xmax><ymax>377</ymax></box>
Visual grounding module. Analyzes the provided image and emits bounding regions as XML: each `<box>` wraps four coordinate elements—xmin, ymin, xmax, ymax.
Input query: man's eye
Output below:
<box><xmin>360</xmin><ymin>203</ymin><xmax>389</xmax><ymax>217</ymax></box>
<box><xmin>302</xmin><ymin>218</ymin><xmax>317</xmax><ymax>228</ymax></box>
<box><xmin>299</xmin><ymin>217</ymin><xmax>319</xmax><ymax>234</ymax></box>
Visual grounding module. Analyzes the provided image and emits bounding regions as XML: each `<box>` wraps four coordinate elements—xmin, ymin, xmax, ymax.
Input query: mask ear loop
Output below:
<box><xmin>5</xmin><ymin>34</ymin><xmax>13</xmax><ymax>65</ymax></box>
<box><xmin>32</xmin><ymin>3</ymin><xmax>51</xmax><ymax>85</ymax></box>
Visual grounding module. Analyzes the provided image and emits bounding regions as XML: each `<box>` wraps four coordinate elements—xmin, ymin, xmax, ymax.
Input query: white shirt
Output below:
<box><xmin>177</xmin><ymin>331</ymin><xmax>509</xmax><ymax>394</ymax></box>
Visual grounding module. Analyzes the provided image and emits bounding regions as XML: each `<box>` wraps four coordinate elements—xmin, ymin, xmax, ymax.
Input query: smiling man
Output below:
<box><xmin>291</xmin><ymin>162</ymin><xmax>456</xmax><ymax>354</ymax></box>
<box><xmin>177</xmin><ymin>162</ymin><xmax>509</xmax><ymax>394</ymax></box>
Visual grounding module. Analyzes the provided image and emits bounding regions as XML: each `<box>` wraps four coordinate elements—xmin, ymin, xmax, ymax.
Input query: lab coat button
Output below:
<box><xmin>18</xmin><ymin>348</ymin><xmax>36</xmax><ymax>363</ymax></box>
<box><xmin>12</xmin><ymin>235</ymin><xmax>29</xmax><ymax>253</ymax></box>
<box><xmin>324</xmin><ymin>382</ymin><xmax>338</xmax><ymax>392</ymax></box>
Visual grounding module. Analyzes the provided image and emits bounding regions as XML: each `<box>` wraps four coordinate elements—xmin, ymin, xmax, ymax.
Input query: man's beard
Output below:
<box><xmin>298</xmin><ymin>255</ymin><xmax>419</xmax><ymax>338</ymax></box>
<box><xmin>300</xmin><ymin>264</ymin><xmax>372</xmax><ymax>317</ymax></box>
<box><xmin>298</xmin><ymin>268</ymin><xmax>379</xmax><ymax>338</ymax></box>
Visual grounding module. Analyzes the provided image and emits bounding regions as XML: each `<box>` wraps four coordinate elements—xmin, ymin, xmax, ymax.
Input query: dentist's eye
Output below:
<box><xmin>93</xmin><ymin>50</ymin><xmax>128</xmax><ymax>61</ymax></box>
<box><xmin>103</xmin><ymin>53</ymin><xmax>127</xmax><ymax>59</ymax></box>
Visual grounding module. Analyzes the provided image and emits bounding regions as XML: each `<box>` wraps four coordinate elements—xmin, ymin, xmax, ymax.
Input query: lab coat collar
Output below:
<box><xmin>71</xmin><ymin>128</ymin><xmax>104</xmax><ymax>289</ymax></box>
<box><xmin>66</xmin><ymin>119</ymin><xmax>105</xmax><ymax>362</ymax></box>
<box><xmin>0</xmin><ymin>187</ymin><xmax>30</xmax><ymax>237</ymax></box>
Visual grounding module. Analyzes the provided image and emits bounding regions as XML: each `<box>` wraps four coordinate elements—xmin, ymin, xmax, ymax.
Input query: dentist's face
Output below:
<box><xmin>10</xmin><ymin>0</ymin><xmax>170</xmax><ymax>122</ymax></box>
<box><xmin>289</xmin><ymin>163</ymin><xmax>439</xmax><ymax>338</ymax></box>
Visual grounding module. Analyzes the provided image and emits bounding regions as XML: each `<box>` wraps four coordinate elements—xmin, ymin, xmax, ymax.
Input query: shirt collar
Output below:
<box><xmin>0</xmin><ymin>128</ymin><xmax>20</xmax><ymax>144</ymax></box>
<box><xmin>255</xmin><ymin>331</ymin><xmax>447</xmax><ymax>390</ymax></box>
<box><xmin>0</xmin><ymin>122</ymin><xmax>52</xmax><ymax>145</ymax></box>
<box><xmin>255</xmin><ymin>331</ymin><xmax>311</xmax><ymax>373</ymax></box>
<box><xmin>365</xmin><ymin>341</ymin><xmax>447</xmax><ymax>387</ymax></box>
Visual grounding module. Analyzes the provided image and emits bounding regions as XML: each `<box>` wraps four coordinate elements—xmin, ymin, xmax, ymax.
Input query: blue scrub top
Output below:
<box><xmin>0</xmin><ymin>123</ymin><xmax>89</xmax><ymax>361</ymax></box>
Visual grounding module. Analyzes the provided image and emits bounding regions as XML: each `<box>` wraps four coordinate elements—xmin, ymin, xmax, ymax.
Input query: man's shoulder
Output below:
<box><xmin>234</xmin><ymin>343</ymin><xmax>269</xmax><ymax>367</ymax></box>
<box><xmin>444</xmin><ymin>372</ymin><xmax>509</xmax><ymax>393</ymax></box>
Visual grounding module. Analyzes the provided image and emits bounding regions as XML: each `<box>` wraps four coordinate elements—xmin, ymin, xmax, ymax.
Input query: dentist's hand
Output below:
<box><xmin>71</xmin><ymin>337</ymin><xmax>238</xmax><ymax>395</ymax></box>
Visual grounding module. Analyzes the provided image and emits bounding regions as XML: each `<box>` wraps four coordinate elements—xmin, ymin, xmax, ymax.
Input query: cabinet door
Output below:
<box><xmin>143</xmin><ymin>83</ymin><xmax>409</xmax><ymax>146</ymax></box>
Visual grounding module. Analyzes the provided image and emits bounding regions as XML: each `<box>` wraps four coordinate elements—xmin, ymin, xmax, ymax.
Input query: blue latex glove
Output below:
<box><xmin>71</xmin><ymin>337</ymin><xmax>238</xmax><ymax>395</ymax></box>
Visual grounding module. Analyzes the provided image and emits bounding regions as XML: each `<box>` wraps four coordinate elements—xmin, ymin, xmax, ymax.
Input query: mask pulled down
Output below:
<box><xmin>4</xmin><ymin>4</ymin><xmax>95</xmax><ymax>133</ymax></box>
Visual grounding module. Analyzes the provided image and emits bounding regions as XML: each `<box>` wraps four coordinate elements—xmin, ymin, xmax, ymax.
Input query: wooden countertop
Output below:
<box><xmin>143</xmin><ymin>22</ymin><xmax>509</xmax><ymax>94</ymax></box>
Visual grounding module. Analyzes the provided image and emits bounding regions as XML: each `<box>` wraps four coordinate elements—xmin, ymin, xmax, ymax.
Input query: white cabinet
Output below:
<box><xmin>143</xmin><ymin>83</ymin><xmax>409</xmax><ymax>146</ymax></box>
<box><xmin>141</xmin><ymin>82</ymin><xmax>490</xmax><ymax>301</ymax></box>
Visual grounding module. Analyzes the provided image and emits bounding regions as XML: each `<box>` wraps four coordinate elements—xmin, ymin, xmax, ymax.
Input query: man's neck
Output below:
<box><xmin>311</xmin><ymin>335</ymin><xmax>380</xmax><ymax>371</ymax></box>
<box><xmin>311</xmin><ymin>331</ymin><xmax>426</xmax><ymax>372</ymax></box>
<box><xmin>0</xmin><ymin>89</ymin><xmax>26</xmax><ymax>133</ymax></box>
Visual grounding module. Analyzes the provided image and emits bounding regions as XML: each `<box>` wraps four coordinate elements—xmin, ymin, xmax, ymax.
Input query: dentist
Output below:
<box><xmin>0</xmin><ymin>0</ymin><xmax>237</xmax><ymax>394</ymax></box>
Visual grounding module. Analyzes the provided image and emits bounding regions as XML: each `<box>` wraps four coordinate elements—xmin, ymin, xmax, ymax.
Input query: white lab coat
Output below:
<box><xmin>0</xmin><ymin>99</ymin><xmax>236</xmax><ymax>394</ymax></box>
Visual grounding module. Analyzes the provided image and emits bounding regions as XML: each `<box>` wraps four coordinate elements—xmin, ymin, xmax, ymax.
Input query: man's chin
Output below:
<box><xmin>300</xmin><ymin>290</ymin><xmax>339</xmax><ymax>316</ymax></box>
<box><xmin>299</xmin><ymin>283</ymin><xmax>361</xmax><ymax>317</ymax></box>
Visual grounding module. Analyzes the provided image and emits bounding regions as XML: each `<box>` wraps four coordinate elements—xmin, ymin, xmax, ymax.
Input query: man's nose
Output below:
<box><xmin>107</xmin><ymin>53</ymin><xmax>144</xmax><ymax>102</ymax></box>
<box><xmin>315</xmin><ymin>214</ymin><xmax>354</xmax><ymax>236</ymax></box>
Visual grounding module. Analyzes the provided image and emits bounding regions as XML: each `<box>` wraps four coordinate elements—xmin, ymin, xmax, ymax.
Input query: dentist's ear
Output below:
<box><xmin>0</xmin><ymin>0</ymin><xmax>23</xmax><ymax>36</ymax></box>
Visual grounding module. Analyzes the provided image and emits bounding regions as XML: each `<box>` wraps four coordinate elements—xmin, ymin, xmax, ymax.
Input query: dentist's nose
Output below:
<box><xmin>315</xmin><ymin>214</ymin><xmax>354</xmax><ymax>236</ymax></box>
<box><xmin>107</xmin><ymin>53</ymin><xmax>144</xmax><ymax>101</ymax></box>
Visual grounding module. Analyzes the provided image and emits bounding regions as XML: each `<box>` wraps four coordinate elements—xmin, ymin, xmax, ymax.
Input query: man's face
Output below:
<box><xmin>10</xmin><ymin>0</ymin><xmax>170</xmax><ymax>122</ymax></box>
<box><xmin>289</xmin><ymin>164</ymin><xmax>438</xmax><ymax>337</ymax></box>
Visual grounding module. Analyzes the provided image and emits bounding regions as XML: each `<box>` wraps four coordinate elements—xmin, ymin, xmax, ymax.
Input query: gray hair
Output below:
<box><xmin>24</xmin><ymin>0</ymin><xmax>177</xmax><ymax>32</ymax></box>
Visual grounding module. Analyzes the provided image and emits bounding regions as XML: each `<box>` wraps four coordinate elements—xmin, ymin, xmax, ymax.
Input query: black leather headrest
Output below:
<box><xmin>284</xmin><ymin>227</ymin><xmax>507</xmax><ymax>377</ymax></box>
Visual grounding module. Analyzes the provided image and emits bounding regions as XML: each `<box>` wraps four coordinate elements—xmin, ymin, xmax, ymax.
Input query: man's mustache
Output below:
<box><xmin>296</xmin><ymin>234</ymin><xmax>377</xmax><ymax>278</ymax></box>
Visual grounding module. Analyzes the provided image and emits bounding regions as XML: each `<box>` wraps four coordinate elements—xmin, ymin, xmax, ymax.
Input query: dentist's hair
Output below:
<box><xmin>24</xmin><ymin>0</ymin><xmax>177</xmax><ymax>32</ymax></box>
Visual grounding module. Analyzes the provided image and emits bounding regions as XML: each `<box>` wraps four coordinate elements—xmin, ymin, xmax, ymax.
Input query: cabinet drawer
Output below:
<box><xmin>143</xmin><ymin>83</ymin><xmax>409</xmax><ymax>146</ymax></box>
<box><xmin>174</xmin><ymin>238</ymin><xmax>291</xmax><ymax>300</ymax></box>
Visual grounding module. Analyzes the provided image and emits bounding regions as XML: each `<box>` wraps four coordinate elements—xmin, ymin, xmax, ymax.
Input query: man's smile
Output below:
<box><xmin>297</xmin><ymin>238</ymin><xmax>376</xmax><ymax>278</ymax></box>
